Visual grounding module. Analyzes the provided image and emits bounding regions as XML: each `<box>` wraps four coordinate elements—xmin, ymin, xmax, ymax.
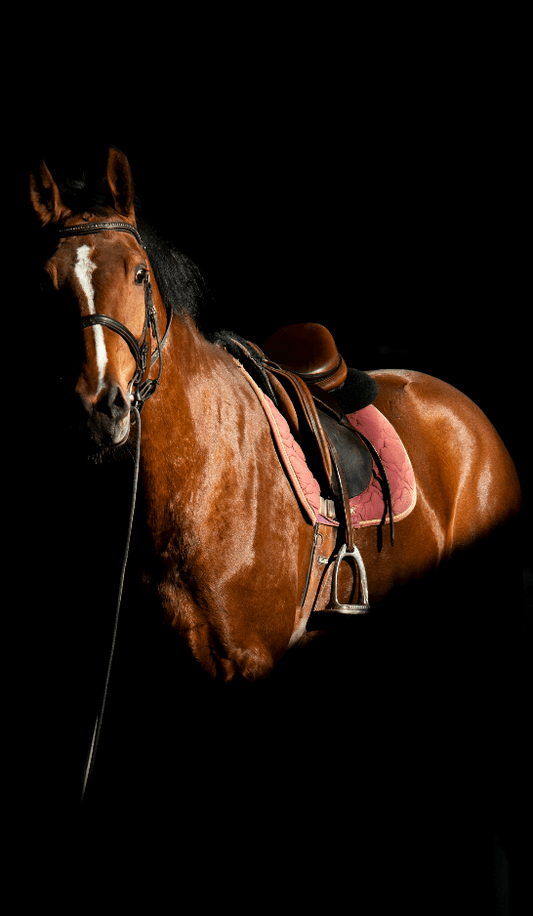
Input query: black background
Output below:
<box><xmin>14</xmin><ymin>30</ymin><xmax>530</xmax><ymax>912</ymax></box>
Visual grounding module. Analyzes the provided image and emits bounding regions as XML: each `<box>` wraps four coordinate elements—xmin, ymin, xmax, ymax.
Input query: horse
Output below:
<box><xmin>29</xmin><ymin>145</ymin><xmax>521</xmax><ymax>673</ymax></box>
<box><xmin>29</xmin><ymin>147</ymin><xmax>523</xmax><ymax>904</ymax></box>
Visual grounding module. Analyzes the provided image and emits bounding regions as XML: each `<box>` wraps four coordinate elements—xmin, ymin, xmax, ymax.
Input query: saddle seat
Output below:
<box><xmin>261</xmin><ymin>322</ymin><xmax>349</xmax><ymax>392</ymax></box>
<box><xmin>262</xmin><ymin>323</ymin><xmax>380</xmax><ymax>414</ymax></box>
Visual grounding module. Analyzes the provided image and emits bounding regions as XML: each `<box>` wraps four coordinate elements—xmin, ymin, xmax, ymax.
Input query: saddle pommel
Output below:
<box><xmin>262</xmin><ymin>323</ymin><xmax>348</xmax><ymax>392</ymax></box>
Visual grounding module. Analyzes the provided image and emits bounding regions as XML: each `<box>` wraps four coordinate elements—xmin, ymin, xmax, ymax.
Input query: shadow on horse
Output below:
<box><xmin>27</xmin><ymin>148</ymin><xmax>523</xmax><ymax>910</ymax></box>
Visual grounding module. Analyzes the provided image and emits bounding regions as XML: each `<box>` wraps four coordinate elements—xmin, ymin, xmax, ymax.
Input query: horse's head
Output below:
<box><xmin>30</xmin><ymin>148</ymin><xmax>161</xmax><ymax>450</ymax></box>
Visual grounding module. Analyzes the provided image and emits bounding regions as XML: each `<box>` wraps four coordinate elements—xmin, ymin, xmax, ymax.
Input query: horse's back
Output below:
<box><xmin>369</xmin><ymin>368</ymin><xmax>521</xmax><ymax>547</ymax></box>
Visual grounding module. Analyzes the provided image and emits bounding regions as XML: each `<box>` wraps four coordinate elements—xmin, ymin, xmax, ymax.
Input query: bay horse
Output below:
<box><xmin>29</xmin><ymin>148</ymin><xmax>523</xmax><ymax>900</ymax></box>
<box><xmin>29</xmin><ymin>147</ymin><xmax>521</xmax><ymax>678</ymax></box>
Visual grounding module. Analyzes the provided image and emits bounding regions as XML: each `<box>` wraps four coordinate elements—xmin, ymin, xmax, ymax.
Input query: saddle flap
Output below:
<box><xmin>317</xmin><ymin>409</ymin><xmax>373</xmax><ymax>498</ymax></box>
<box><xmin>217</xmin><ymin>328</ymin><xmax>376</xmax><ymax>517</ymax></box>
<box><xmin>263</xmin><ymin>361</ymin><xmax>333</xmax><ymax>487</ymax></box>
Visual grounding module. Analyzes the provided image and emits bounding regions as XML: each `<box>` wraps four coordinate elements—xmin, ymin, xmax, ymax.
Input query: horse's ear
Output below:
<box><xmin>29</xmin><ymin>161</ymin><xmax>70</xmax><ymax>226</ymax></box>
<box><xmin>106</xmin><ymin>147</ymin><xmax>136</xmax><ymax>221</ymax></box>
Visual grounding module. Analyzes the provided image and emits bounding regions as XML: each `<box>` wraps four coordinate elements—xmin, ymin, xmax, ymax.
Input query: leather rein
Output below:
<box><xmin>57</xmin><ymin>220</ymin><xmax>171</xmax><ymax>801</ymax></box>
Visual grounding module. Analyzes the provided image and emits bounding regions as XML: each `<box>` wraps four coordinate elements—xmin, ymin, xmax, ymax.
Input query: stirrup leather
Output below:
<box><xmin>324</xmin><ymin>543</ymin><xmax>371</xmax><ymax>615</ymax></box>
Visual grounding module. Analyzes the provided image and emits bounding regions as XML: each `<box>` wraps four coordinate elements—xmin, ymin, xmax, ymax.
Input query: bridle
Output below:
<box><xmin>56</xmin><ymin>219</ymin><xmax>172</xmax><ymax>801</ymax></box>
<box><xmin>57</xmin><ymin>220</ymin><xmax>172</xmax><ymax>411</ymax></box>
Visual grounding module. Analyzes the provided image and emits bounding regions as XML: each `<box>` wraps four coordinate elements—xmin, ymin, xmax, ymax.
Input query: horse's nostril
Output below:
<box><xmin>98</xmin><ymin>384</ymin><xmax>130</xmax><ymax>420</ymax></box>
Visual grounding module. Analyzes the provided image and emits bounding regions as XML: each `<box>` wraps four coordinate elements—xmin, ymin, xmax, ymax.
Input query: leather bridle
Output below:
<box><xmin>57</xmin><ymin>220</ymin><xmax>172</xmax><ymax>411</ymax></box>
<box><xmin>56</xmin><ymin>220</ymin><xmax>172</xmax><ymax>801</ymax></box>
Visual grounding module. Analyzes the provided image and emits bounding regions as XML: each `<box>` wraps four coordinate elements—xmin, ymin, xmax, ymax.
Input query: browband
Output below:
<box><xmin>58</xmin><ymin>220</ymin><xmax>145</xmax><ymax>249</ymax></box>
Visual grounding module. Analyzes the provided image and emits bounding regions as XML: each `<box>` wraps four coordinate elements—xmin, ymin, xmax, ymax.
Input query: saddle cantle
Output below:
<box><xmin>261</xmin><ymin>322</ymin><xmax>349</xmax><ymax>391</ymax></box>
<box><xmin>262</xmin><ymin>322</ymin><xmax>380</xmax><ymax>413</ymax></box>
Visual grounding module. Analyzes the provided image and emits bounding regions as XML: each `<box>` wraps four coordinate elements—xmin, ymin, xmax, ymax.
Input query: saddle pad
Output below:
<box><xmin>255</xmin><ymin>390</ymin><xmax>333</xmax><ymax>525</ymax></box>
<box><xmin>240</xmin><ymin>364</ymin><xmax>416</xmax><ymax>529</ymax></box>
<box><xmin>346</xmin><ymin>406</ymin><xmax>417</xmax><ymax>528</ymax></box>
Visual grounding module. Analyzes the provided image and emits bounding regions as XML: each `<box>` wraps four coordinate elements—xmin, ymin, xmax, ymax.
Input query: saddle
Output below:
<box><xmin>260</xmin><ymin>325</ymin><xmax>374</xmax><ymax>501</ymax></box>
<box><xmin>218</xmin><ymin>324</ymin><xmax>389</xmax><ymax>520</ymax></box>
<box><xmin>216</xmin><ymin>323</ymin><xmax>396</xmax><ymax>625</ymax></box>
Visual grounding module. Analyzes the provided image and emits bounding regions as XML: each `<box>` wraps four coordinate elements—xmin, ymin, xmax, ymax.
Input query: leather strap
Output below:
<box><xmin>289</xmin><ymin>521</ymin><xmax>338</xmax><ymax>647</ymax></box>
<box><xmin>263</xmin><ymin>360</ymin><xmax>333</xmax><ymax>486</ymax></box>
<box><xmin>56</xmin><ymin>220</ymin><xmax>171</xmax><ymax>411</ymax></box>
<box><xmin>81</xmin><ymin>313</ymin><xmax>143</xmax><ymax>364</ymax></box>
<box><xmin>58</xmin><ymin>220</ymin><xmax>145</xmax><ymax>248</ymax></box>
<box><xmin>325</xmin><ymin>430</ymin><xmax>355</xmax><ymax>552</ymax></box>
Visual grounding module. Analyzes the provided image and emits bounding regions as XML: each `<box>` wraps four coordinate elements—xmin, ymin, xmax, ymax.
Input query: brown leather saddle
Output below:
<box><xmin>216</xmin><ymin>323</ymin><xmax>394</xmax><ymax>620</ymax></box>
<box><xmin>261</xmin><ymin>325</ymin><xmax>373</xmax><ymax>499</ymax></box>
<box><xmin>221</xmin><ymin>325</ymin><xmax>383</xmax><ymax>500</ymax></box>
<box><xmin>218</xmin><ymin>324</ymin><xmax>393</xmax><ymax>532</ymax></box>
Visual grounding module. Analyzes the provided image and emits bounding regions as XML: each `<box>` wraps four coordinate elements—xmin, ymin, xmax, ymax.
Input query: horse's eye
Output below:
<box><xmin>135</xmin><ymin>267</ymin><xmax>148</xmax><ymax>285</ymax></box>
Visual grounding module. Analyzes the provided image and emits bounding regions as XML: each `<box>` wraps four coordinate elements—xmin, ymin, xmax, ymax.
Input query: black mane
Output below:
<box><xmin>135</xmin><ymin>217</ymin><xmax>210</xmax><ymax>322</ymax></box>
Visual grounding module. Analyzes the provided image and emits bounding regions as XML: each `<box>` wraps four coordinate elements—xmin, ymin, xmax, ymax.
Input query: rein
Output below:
<box><xmin>82</xmin><ymin>403</ymin><xmax>142</xmax><ymax>802</ymax></box>
<box><xmin>57</xmin><ymin>220</ymin><xmax>170</xmax><ymax>800</ymax></box>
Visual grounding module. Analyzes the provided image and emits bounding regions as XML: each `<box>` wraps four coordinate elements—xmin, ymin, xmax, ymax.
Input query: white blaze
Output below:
<box><xmin>74</xmin><ymin>244</ymin><xmax>107</xmax><ymax>393</ymax></box>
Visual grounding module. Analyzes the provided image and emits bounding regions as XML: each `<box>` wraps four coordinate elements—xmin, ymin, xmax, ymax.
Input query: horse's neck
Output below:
<box><xmin>139</xmin><ymin>313</ymin><xmax>305</xmax><ymax>680</ymax></box>
<box><xmin>140</xmin><ymin>314</ymin><xmax>268</xmax><ymax>537</ymax></box>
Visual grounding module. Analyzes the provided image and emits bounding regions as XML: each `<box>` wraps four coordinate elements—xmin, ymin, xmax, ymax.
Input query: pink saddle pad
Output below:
<box><xmin>346</xmin><ymin>405</ymin><xmax>417</xmax><ymax>528</ymax></box>
<box><xmin>258</xmin><ymin>391</ymin><xmax>416</xmax><ymax>529</ymax></box>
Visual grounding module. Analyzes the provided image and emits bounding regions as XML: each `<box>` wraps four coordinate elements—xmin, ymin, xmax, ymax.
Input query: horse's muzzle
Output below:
<box><xmin>77</xmin><ymin>383</ymin><xmax>132</xmax><ymax>448</ymax></box>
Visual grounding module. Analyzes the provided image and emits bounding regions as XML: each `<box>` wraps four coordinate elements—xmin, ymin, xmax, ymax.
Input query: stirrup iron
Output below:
<box><xmin>324</xmin><ymin>543</ymin><xmax>371</xmax><ymax>615</ymax></box>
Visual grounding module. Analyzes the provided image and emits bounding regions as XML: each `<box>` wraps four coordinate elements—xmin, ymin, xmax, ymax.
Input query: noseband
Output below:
<box><xmin>58</xmin><ymin>220</ymin><xmax>172</xmax><ymax>410</ymax></box>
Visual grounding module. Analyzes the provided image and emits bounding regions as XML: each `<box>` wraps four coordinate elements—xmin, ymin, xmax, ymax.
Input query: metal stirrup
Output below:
<box><xmin>324</xmin><ymin>543</ymin><xmax>371</xmax><ymax>614</ymax></box>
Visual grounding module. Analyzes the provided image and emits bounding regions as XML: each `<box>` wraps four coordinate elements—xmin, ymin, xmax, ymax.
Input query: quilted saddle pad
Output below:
<box><xmin>346</xmin><ymin>405</ymin><xmax>417</xmax><ymax>528</ymax></box>
<box><xmin>255</xmin><ymin>386</ymin><xmax>416</xmax><ymax>529</ymax></box>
